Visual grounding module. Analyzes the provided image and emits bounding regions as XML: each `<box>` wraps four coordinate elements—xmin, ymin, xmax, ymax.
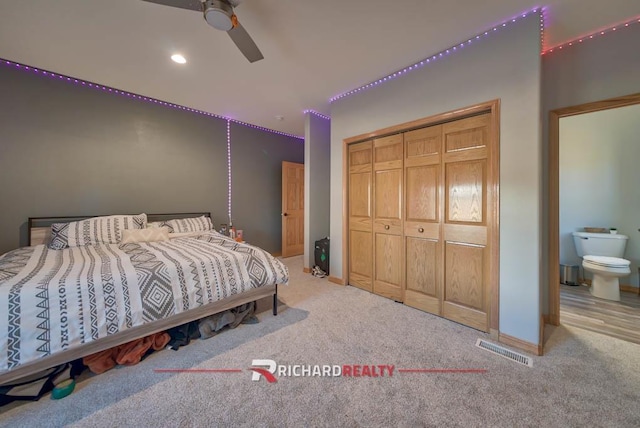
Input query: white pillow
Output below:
<box><xmin>120</xmin><ymin>227</ymin><xmax>170</xmax><ymax>244</ymax></box>
<box><xmin>49</xmin><ymin>214</ymin><xmax>147</xmax><ymax>250</ymax></box>
<box><xmin>163</xmin><ymin>216</ymin><xmax>213</xmax><ymax>233</ymax></box>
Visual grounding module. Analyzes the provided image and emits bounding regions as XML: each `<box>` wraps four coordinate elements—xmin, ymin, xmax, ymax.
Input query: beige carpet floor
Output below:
<box><xmin>1</xmin><ymin>255</ymin><xmax>639</xmax><ymax>427</ymax></box>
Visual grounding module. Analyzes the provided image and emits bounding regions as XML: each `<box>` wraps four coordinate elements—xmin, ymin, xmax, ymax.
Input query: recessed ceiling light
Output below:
<box><xmin>171</xmin><ymin>54</ymin><xmax>187</xmax><ymax>64</ymax></box>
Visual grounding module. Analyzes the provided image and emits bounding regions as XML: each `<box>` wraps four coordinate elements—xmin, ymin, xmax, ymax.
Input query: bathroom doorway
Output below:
<box><xmin>549</xmin><ymin>92</ymin><xmax>640</xmax><ymax>344</ymax></box>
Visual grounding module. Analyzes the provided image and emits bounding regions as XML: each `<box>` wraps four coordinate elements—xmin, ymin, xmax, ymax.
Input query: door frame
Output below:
<box><xmin>342</xmin><ymin>99</ymin><xmax>501</xmax><ymax>333</ymax></box>
<box><xmin>547</xmin><ymin>92</ymin><xmax>640</xmax><ymax>326</ymax></box>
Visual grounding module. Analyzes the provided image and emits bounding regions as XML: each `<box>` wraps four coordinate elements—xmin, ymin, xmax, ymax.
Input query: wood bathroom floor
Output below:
<box><xmin>560</xmin><ymin>284</ymin><xmax>640</xmax><ymax>345</ymax></box>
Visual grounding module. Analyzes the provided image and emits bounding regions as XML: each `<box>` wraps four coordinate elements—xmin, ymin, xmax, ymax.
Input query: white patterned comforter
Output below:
<box><xmin>0</xmin><ymin>232</ymin><xmax>288</xmax><ymax>373</ymax></box>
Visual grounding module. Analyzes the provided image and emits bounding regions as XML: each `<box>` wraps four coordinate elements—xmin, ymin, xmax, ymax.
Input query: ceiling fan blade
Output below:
<box><xmin>228</xmin><ymin>21</ymin><xmax>264</xmax><ymax>63</ymax></box>
<box><xmin>140</xmin><ymin>0</ymin><xmax>203</xmax><ymax>12</ymax></box>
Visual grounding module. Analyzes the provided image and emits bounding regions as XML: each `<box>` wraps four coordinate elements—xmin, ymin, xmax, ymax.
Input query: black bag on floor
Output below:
<box><xmin>314</xmin><ymin>237</ymin><xmax>330</xmax><ymax>275</ymax></box>
<box><xmin>0</xmin><ymin>361</ymin><xmax>78</xmax><ymax>406</ymax></box>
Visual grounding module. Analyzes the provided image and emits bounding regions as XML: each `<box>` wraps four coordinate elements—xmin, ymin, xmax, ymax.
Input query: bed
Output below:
<box><xmin>0</xmin><ymin>212</ymin><xmax>288</xmax><ymax>385</ymax></box>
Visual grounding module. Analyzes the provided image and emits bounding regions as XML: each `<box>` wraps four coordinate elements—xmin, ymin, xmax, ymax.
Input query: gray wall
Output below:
<box><xmin>230</xmin><ymin>122</ymin><xmax>304</xmax><ymax>254</ymax></box>
<box><xmin>330</xmin><ymin>15</ymin><xmax>542</xmax><ymax>344</ymax></box>
<box><xmin>304</xmin><ymin>113</ymin><xmax>331</xmax><ymax>270</ymax></box>
<box><xmin>0</xmin><ymin>61</ymin><xmax>304</xmax><ymax>256</ymax></box>
<box><xmin>0</xmin><ymin>62</ymin><xmax>227</xmax><ymax>254</ymax></box>
<box><xmin>541</xmin><ymin>23</ymin><xmax>640</xmax><ymax>313</ymax></box>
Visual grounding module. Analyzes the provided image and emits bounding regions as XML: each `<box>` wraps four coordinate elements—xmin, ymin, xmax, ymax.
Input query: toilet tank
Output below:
<box><xmin>572</xmin><ymin>232</ymin><xmax>628</xmax><ymax>257</ymax></box>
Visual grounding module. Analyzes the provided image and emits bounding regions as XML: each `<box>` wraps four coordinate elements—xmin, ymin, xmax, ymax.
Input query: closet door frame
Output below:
<box><xmin>342</xmin><ymin>99</ymin><xmax>501</xmax><ymax>334</ymax></box>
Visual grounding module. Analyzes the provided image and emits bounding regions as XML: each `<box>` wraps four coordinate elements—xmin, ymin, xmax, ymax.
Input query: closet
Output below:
<box><xmin>346</xmin><ymin>109</ymin><xmax>496</xmax><ymax>332</ymax></box>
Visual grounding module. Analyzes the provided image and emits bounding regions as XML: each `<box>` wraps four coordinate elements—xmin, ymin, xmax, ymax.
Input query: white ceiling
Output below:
<box><xmin>0</xmin><ymin>0</ymin><xmax>638</xmax><ymax>137</ymax></box>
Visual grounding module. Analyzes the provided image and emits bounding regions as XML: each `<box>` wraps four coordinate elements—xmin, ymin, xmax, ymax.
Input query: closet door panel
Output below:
<box><xmin>350</xmin><ymin>143</ymin><xmax>372</xmax><ymax>168</ymax></box>
<box><xmin>374</xmin><ymin>134</ymin><xmax>403</xmax><ymax>169</ymax></box>
<box><xmin>404</xmin><ymin>236</ymin><xmax>441</xmax><ymax>314</ymax></box>
<box><xmin>374</xmin><ymin>233</ymin><xmax>403</xmax><ymax>300</ymax></box>
<box><xmin>405</xmin><ymin>125</ymin><xmax>441</xmax><ymax>162</ymax></box>
<box><xmin>442</xmin><ymin>113</ymin><xmax>491</xmax><ymax>332</ymax></box>
<box><xmin>373</xmin><ymin>134</ymin><xmax>403</xmax><ymax>301</ymax></box>
<box><xmin>403</xmin><ymin>125</ymin><xmax>442</xmax><ymax>314</ymax></box>
<box><xmin>406</xmin><ymin>165</ymin><xmax>438</xmax><ymax>222</ymax></box>
<box><xmin>445</xmin><ymin>160</ymin><xmax>486</xmax><ymax>224</ymax></box>
<box><xmin>350</xmin><ymin>229</ymin><xmax>373</xmax><ymax>291</ymax></box>
<box><xmin>374</xmin><ymin>169</ymin><xmax>403</xmax><ymax>232</ymax></box>
<box><xmin>350</xmin><ymin>171</ymin><xmax>372</xmax><ymax>228</ymax></box>
<box><xmin>443</xmin><ymin>115</ymin><xmax>489</xmax><ymax>152</ymax></box>
<box><xmin>444</xmin><ymin>243</ymin><xmax>484</xmax><ymax>309</ymax></box>
<box><xmin>348</xmin><ymin>141</ymin><xmax>373</xmax><ymax>291</ymax></box>
<box><xmin>405</xmin><ymin>238</ymin><xmax>438</xmax><ymax>296</ymax></box>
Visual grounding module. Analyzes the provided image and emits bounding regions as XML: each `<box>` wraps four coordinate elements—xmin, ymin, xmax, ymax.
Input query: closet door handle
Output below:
<box><xmin>418</xmin><ymin>227</ymin><xmax>424</xmax><ymax>233</ymax></box>
<box><xmin>384</xmin><ymin>225</ymin><xmax>390</xmax><ymax>230</ymax></box>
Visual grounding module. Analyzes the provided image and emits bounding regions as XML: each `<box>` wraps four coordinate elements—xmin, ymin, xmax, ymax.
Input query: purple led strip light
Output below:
<box><xmin>227</xmin><ymin>120</ymin><xmax>232</xmax><ymax>223</ymax></box>
<box><xmin>543</xmin><ymin>16</ymin><xmax>640</xmax><ymax>54</ymax></box>
<box><xmin>329</xmin><ymin>8</ymin><xmax>543</xmax><ymax>103</ymax></box>
<box><xmin>1</xmin><ymin>58</ymin><xmax>303</xmax><ymax>140</ymax></box>
<box><xmin>540</xmin><ymin>7</ymin><xmax>547</xmax><ymax>50</ymax></box>
<box><xmin>303</xmin><ymin>109</ymin><xmax>331</xmax><ymax>120</ymax></box>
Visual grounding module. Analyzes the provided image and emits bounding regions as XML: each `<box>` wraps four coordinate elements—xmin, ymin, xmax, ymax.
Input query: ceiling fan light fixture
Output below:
<box><xmin>143</xmin><ymin>0</ymin><xmax>263</xmax><ymax>63</ymax></box>
<box><xmin>171</xmin><ymin>54</ymin><xmax>187</xmax><ymax>64</ymax></box>
<box><xmin>204</xmin><ymin>0</ymin><xmax>234</xmax><ymax>31</ymax></box>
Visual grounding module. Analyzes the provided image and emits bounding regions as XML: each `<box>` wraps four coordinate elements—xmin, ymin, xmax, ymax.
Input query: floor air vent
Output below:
<box><xmin>475</xmin><ymin>339</ymin><xmax>533</xmax><ymax>367</ymax></box>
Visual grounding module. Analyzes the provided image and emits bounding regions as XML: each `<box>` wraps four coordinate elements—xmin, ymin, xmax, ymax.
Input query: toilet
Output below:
<box><xmin>572</xmin><ymin>232</ymin><xmax>630</xmax><ymax>301</ymax></box>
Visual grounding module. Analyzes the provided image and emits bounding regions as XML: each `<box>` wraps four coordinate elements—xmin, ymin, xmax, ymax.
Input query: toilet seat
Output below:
<box><xmin>581</xmin><ymin>255</ymin><xmax>629</xmax><ymax>302</ymax></box>
<box><xmin>583</xmin><ymin>255</ymin><xmax>630</xmax><ymax>268</ymax></box>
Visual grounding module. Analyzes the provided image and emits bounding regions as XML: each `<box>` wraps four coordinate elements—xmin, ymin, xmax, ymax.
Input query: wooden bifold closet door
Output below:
<box><xmin>403</xmin><ymin>125</ymin><xmax>443</xmax><ymax>315</ymax></box>
<box><xmin>348</xmin><ymin>142</ymin><xmax>374</xmax><ymax>292</ymax></box>
<box><xmin>373</xmin><ymin>135</ymin><xmax>404</xmax><ymax>301</ymax></box>
<box><xmin>441</xmin><ymin>114</ymin><xmax>492</xmax><ymax>332</ymax></box>
<box><xmin>347</xmin><ymin>111</ymin><xmax>494</xmax><ymax>333</ymax></box>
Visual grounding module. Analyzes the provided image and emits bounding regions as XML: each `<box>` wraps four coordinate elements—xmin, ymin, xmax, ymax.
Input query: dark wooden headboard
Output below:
<box><xmin>28</xmin><ymin>212</ymin><xmax>211</xmax><ymax>247</ymax></box>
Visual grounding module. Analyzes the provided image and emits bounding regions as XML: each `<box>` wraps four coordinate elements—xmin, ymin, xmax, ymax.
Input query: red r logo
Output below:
<box><xmin>249</xmin><ymin>359</ymin><xmax>278</xmax><ymax>383</ymax></box>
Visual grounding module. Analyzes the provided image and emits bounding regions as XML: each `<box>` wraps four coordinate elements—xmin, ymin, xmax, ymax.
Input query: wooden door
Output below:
<box><xmin>348</xmin><ymin>142</ymin><xmax>373</xmax><ymax>291</ymax></box>
<box><xmin>441</xmin><ymin>114</ymin><xmax>492</xmax><ymax>332</ymax></box>
<box><xmin>403</xmin><ymin>125</ymin><xmax>442</xmax><ymax>315</ymax></box>
<box><xmin>373</xmin><ymin>134</ymin><xmax>404</xmax><ymax>301</ymax></box>
<box><xmin>281</xmin><ymin>161</ymin><xmax>304</xmax><ymax>257</ymax></box>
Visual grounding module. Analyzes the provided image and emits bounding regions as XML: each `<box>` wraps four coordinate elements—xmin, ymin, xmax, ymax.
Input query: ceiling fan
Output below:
<box><xmin>141</xmin><ymin>0</ymin><xmax>264</xmax><ymax>63</ymax></box>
